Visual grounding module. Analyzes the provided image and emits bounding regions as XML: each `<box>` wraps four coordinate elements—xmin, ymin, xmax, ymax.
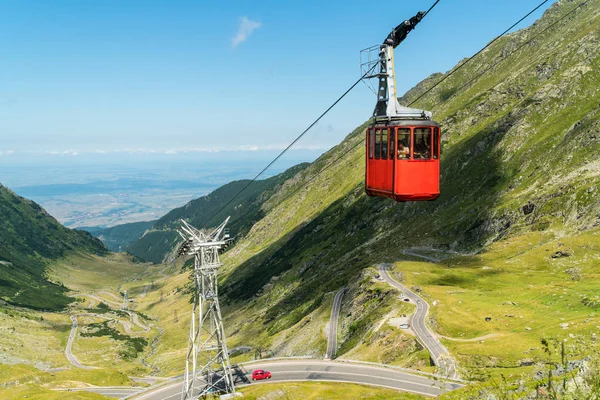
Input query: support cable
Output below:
<box><xmin>432</xmin><ymin>0</ymin><xmax>591</xmax><ymax>108</ymax></box>
<box><xmin>265</xmin><ymin>0</ymin><xmax>570</xmax><ymax>213</ymax></box>
<box><xmin>407</xmin><ymin>0</ymin><xmax>550</xmax><ymax>107</ymax></box>
<box><xmin>423</xmin><ymin>0</ymin><xmax>441</xmax><ymax>17</ymax></box>
<box><xmin>203</xmin><ymin>61</ymin><xmax>377</xmax><ymax>227</ymax></box>
<box><xmin>203</xmin><ymin>0</ymin><xmax>443</xmax><ymax>228</ymax></box>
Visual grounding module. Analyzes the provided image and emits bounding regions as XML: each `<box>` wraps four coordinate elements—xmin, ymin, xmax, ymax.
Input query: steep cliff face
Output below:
<box><xmin>213</xmin><ymin>0</ymin><xmax>600</xmax><ymax>357</ymax></box>
<box><xmin>0</xmin><ymin>184</ymin><xmax>107</xmax><ymax>310</ymax></box>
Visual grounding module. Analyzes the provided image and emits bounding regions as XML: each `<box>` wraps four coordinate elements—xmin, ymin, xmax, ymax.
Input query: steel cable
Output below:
<box><xmin>267</xmin><ymin>0</ymin><xmax>589</xmax><ymax>215</ymax></box>
<box><xmin>202</xmin><ymin>0</ymin><xmax>444</xmax><ymax>227</ymax></box>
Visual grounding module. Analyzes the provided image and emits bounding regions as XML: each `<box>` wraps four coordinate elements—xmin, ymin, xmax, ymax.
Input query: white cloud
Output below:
<box><xmin>239</xmin><ymin>145</ymin><xmax>259</xmax><ymax>151</ymax></box>
<box><xmin>0</xmin><ymin>150</ymin><xmax>14</xmax><ymax>156</ymax></box>
<box><xmin>232</xmin><ymin>16</ymin><xmax>262</xmax><ymax>48</ymax></box>
<box><xmin>28</xmin><ymin>144</ymin><xmax>328</xmax><ymax>156</ymax></box>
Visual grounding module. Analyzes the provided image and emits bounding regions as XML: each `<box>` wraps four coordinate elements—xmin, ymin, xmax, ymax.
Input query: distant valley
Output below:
<box><xmin>15</xmin><ymin>179</ymin><xmax>216</xmax><ymax>228</ymax></box>
<box><xmin>3</xmin><ymin>151</ymin><xmax>319</xmax><ymax>228</ymax></box>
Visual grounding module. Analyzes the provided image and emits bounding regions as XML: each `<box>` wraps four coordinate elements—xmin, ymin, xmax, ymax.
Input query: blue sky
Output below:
<box><xmin>0</xmin><ymin>0</ymin><xmax>554</xmax><ymax>158</ymax></box>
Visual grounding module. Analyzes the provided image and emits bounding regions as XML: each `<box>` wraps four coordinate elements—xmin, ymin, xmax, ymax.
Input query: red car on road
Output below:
<box><xmin>251</xmin><ymin>369</ymin><xmax>272</xmax><ymax>381</ymax></box>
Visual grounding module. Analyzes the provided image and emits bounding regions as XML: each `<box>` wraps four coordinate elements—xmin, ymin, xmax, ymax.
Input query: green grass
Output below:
<box><xmin>81</xmin><ymin>321</ymin><xmax>148</xmax><ymax>361</ymax></box>
<box><xmin>48</xmin><ymin>252</ymin><xmax>148</xmax><ymax>292</ymax></box>
<box><xmin>0</xmin><ymin>363</ymin><xmax>131</xmax><ymax>399</ymax></box>
<box><xmin>0</xmin><ymin>385</ymin><xmax>110</xmax><ymax>400</ymax></box>
<box><xmin>0</xmin><ymin>184</ymin><xmax>107</xmax><ymax>310</ymax></box>
<box><xmin>237</xmin><ymin>382</ymin><xmax>427</xmax><ymax>400</ymax></box>
<box><xmin>388</xmin><ymin>229</ymin><xmax>600</xmax><ymax>379</ymax></box>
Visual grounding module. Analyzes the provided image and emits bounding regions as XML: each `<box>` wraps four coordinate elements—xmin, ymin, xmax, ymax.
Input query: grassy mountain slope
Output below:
<box><xmin>205</xmin><ymin>0</ymin><xmax>600</xmax><ymax>376</ymax></box>
<box><xmin>111</xmin><ymin>0</ymin><xmax>600</xmax><ymax>389</ymax></box>
<box><xmin>127</xmin><ymin>163</ymin><xmax>309</xmax><ymax>263</ymax></box>
<box><xmin>86</xmin><ymin>220</ymin><xmax>155</xmax><ymax>252</ymax></box>
<box><xmin>0</xmin><ymin>184</ymin><xmax>107</xmax><ymax>310</ymax></box>
<box><xmin>223</xmin><ymin>0</ymin><xmax>600</xmax><ymax>297</ymax></box>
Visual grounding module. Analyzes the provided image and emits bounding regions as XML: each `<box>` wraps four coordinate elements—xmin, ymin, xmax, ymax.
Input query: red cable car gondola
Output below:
<box><xmin>366</xmin><ymin>121</ymin><xmax>440</xmax><ymax>201</ymax></box>
<box><xmin>362</xmin><ymin>11</ymin><xmax>440</xmax><ymax>202</ymax></box>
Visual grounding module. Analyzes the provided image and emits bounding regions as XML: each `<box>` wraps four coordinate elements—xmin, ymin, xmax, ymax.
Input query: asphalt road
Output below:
<box><xmin>66</xmin><ymin>310</ymin><xmax>150</xmax><ymax>369</ymax></box>
<box><xmin>123</xmin><ymin>360</ymin><xmax>463</xmax><ymax>399</ymax></box>
<box><xmin>55</xmin><ymin>387</ymin><xmax>143</xmax><ymax>398</ymax></box>
<box><xmin>378</xmin><ymin>265</ymin><xmax>460</xmax><ymax>379</ymax></box>
<box><xmin>65</xmin><ymin>315</ymin><xmax>97</xmax><ymax>370</ymax></box>
<box><xmin>84</xmin><ymin>293</ymin><xmax>122</xmax><ymax>308</ymax></box>
<box><xmin>326</xmin><ymin>287</ymin><xmax>345</xmax><ymax>359</ymax></box>
<box><xmin>402</xmin><ymin>249</ymin><xmax>441</xmax><ymax>263</ymax></box>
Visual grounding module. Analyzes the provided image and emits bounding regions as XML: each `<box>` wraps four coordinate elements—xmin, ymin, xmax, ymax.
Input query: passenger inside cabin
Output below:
<box><xmin>398</xmin><ymin>143</ymin><xmax>409</xmax><ymax>158</ymax></box>
<box><xmin>414</xmin><ymin>138</ymin><xmax>424</xmax><ymax>158</ymax></box>
<box><xmin>414</xmin><ymin>131</ymin><xmax>431</xmax><ymax>159</ymax></box>
<box><xmin>421</xmin><ymin>141</ymin><xmax>431</xmax><ymax>159</ymax></box>
<box><xmin>397</xmin><ymin>129</ymin><xmax>411</xmax><ymax>159</ymax></box>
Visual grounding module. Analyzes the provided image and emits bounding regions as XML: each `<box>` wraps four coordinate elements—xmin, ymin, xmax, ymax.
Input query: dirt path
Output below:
<box><xmin>438</xmin><ymin>333</ymin><xmax>503</xmax><ymax>342</ymax></box>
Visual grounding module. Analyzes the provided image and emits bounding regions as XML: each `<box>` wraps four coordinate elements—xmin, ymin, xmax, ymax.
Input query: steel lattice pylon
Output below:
<box><xmin>178</xmin><ymin>217</ymin><xmax>235</xmax><ymax>399</ymax></box>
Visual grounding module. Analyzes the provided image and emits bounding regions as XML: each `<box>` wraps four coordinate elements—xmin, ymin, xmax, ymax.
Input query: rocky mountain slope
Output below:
<box><xmin>85</xmin><ymin>220</ymin><xmax>155</xmax><ymax>252</ymax></box>
<box><xmin>208</xmin><ymin>0</ymin><xmax>600</xmax><ymax>374</ymax></box>
<box><xmin>0</xmin><ymin>184</ymin><xmax>107</xmax><ymax>310</ymax></box>
<box><xmin>223</xmin><ymin>0</ymin><xmax>596</xmax><ymax>287</ymax></box>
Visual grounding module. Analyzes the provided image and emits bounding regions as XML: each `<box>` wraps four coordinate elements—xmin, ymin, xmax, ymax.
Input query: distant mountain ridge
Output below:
<box><xmin>0</xmin><ymin>183</ymin><xmax>107</xmax><ymax>310</ymax></box>
<box><xmin>115</xmin><ymin>163</ymin><xmax>310</xmax><ymax>263</ymax></box>
<box><xmin>83</xmin><ymin>220</ymin><xmax>155</xmax><ymax>252</ymax></box>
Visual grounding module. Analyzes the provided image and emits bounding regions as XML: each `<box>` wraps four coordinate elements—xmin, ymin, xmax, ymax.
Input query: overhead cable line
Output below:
<box><xmin>201</xmin><ymin>0</ymin><xmax>444</xmax><ymax>227</ymax></box>
<box><xmin>423</xmin><ymin>0</ymin><xmax>441</xmax><ymax>17</ymax></box>
<box><xmin>202</xmin><ymin>60</ymin><xmax>378</xmax><ymax>227</ymax></box>
<box><xmin>269</xmin><ymin>0</ymin><xmax>588</xmax><ymax>211</ymax></box>
<box><xmin>433</xmin><ymin>0</ymin><xmax>591</xmax><ymax>108</ymax></box>
<box><xmin>362</xmin><ymin>0</ymin><xmax>441</xmax><ymax>95</ymax></box>
<box><xmin>407</xmin><ymin>0</ymin><xmax>550</xmax><ymax>107</ymax></box>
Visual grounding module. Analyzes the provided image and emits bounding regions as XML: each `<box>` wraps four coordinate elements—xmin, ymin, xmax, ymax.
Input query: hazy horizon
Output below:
<box><xmin>1</xmin><ymin>148</ymin><xmax>323</xmax><ymax>228</ymax></box>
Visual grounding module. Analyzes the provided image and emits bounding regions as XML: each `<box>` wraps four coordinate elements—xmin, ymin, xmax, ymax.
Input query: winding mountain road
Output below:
<box><xmin>56</xmin><ymin>360</ymin><xmax>465</xmax><ymax>399</ymax></box>
<box><xmin>84</xmin><ymin>293</ymin><xmax>121</xmax><ymax>308</ymax></box>
<box><xmin>401</xmin><ymin>250</ymin><xmax>441</xmax><ymax>263</ymax></box>
<box><xmin>66</xmin><ymin>291</ymin><xmax>151</xmax><ymax>369</ymax></box>
<box><xmin>66</xmin><ymin>313</ymin><xmax>144</xmax><ymax>369</ymax></box>
<box><xmin>81</xmin><ymin>293</ymin><xmax>150</xmax><ymax>331</ymax></box>
<box><xmin>326</xmin><ymin>287</ymin><xmax>345</xmax><ymax>360</ymax></box>
<box><xmin>65</xmin><ymin>315</ymin><xmax>98</xmax><ymax>370</ymax></box>
<box><xmin>378</xmin><ymin>265</ymin><xmax>459</xmax><ymax>379</ymax></box>
<box><xmin>124</xmin><ymin>360</ymin><xmax>463</xmax><ymax>399</ymax></box>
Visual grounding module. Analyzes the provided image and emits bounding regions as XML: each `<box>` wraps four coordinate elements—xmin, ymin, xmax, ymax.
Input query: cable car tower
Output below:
<box><xmin>177</xmin><ymin>217</ymin><xmax>235</xmax><ymax>399</ymax></box>
<box><xmin>361</xmin><ymin>11</ymin><xmax>441</xmax><ymax>202</ymax></box>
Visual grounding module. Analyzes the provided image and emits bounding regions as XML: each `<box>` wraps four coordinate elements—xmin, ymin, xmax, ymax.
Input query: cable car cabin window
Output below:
<box><xmin>381</xmin><ymin>129</ymin><xmax>388</xmax><ymax>159</ymax></box>
<box><xmin>369</xmin><ymin>129</ymin><xmax>375</xmax><ymax>159</ymax></box>
<box><xmin>389</xmin><ymin>128</ymin><xmax>395</xmax><ymax>159</ymax></box>
<box><xmin>414</xmin><ymin>128</ymin><xmax>432</xmax><ymax>160</ymax></box>
<box><xmin>433</xmin><ymin>127</ymin><xmax>439</xmax><ymax>160</ymax></box>
<box><xmin>397</xmin><ymin>128</ymin><xmax>410</xmax><ymax>159</ymax></box>
<box><xmin>374</xmin><ymin>130</ymin><xmax>381</xmax><ymax>159</ymax></box>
